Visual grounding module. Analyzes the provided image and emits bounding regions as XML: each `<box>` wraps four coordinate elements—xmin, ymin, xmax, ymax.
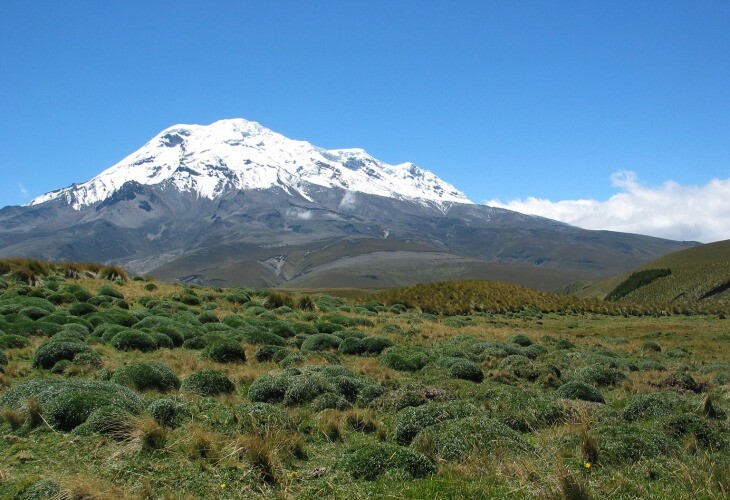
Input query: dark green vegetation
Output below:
<box><xmin>0</xmin><ymin>261</ymin><xmax>729</xmax><ymax>498</ymax></box>
<box><xmin>606</xmin><ymin>268</ymin><xmax>672</xmax><ymax>301</ymax></box>
<box><xmin>573</xmin><ymin>238</ymin><xmax>730</xmax><ymax>306</ymax></box>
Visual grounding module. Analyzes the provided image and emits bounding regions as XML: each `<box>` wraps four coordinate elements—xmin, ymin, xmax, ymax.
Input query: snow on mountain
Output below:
<box><xmin>28</xmin><ymin>118</ymin><xmax>472</xmax><ymax>210</ymax></box>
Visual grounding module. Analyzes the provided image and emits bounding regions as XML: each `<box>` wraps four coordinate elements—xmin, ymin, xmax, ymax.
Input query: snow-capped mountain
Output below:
<box><xmin>1</xmin><ymin>118</ymin><xmax>695</xmax><ymax>290</ymax></box>
<box><xmin>29</xmin><ymin>118</ymin><xmax>472</xmax><ymax>210</ymax></box>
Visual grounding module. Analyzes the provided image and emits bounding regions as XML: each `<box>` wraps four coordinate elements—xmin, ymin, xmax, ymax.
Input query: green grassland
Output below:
<box><xmin>0</xmin><ymin>260</ymin><xmax>728</xmax><ymax>499</ymax></box>
<box><xmin>573</xmin><ymin>239</ymin><xmax>730</xmax><ymax>306</ymax></box>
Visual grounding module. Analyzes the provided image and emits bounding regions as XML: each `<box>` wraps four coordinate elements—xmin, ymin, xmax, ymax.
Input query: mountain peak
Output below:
<box><xmin>28</xmin><ymin>119</ymin><xmax>473</xmax><ymax>209</ymax></box>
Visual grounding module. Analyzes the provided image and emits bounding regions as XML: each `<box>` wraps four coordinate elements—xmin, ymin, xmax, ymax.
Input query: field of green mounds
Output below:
<box><xmin>0</xmin><ymin>261</ymin><xmax>729</xmax><ymax>498</ymax></box>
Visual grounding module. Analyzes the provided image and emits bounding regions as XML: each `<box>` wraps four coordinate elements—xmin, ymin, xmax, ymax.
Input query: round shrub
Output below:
<box><xmin>254</xmin><ymin>344</ymin><xmax>289</xmax><ymax>363</ymax></box>
<box><xmin>62</xmin><ymin>323</ymin><xmax>91</xmax><ymax>338</ymax></box>
<box><xmin>521</xmin><ymin>343</ymin><xmax>547</xmax><ymax>359</ymax></box>
<box><xmin>300</xmin><ymin>333</ymin><xmax>342</xmax><ymax>352</ymax></box>
<box><xmin>73</xmin><ymin>350</ymin><xmax>103</xmax><ymax>367</ymax></box>
<box><xmin>235</xmin><ymin>402</ymin><xmax>294</xmax><ymax>433</ymax></box>
<box><xmin>447</xmin><ymin>359</ymin><xmax>484</xmax><ymax>382</ymax></box>
<box><xmin>248</xmin><ymin>366</ymin><xmax>381</xmax><ymax>407</ymax></box>
<box><xmin>19</xmin><ymin>306</ymin><xmax>51</xmax><ymax>320</ymax></box>
<box><xmin>18</xmin><ymin>479</ymin><xmax>63</xmax><ymax>499</ymax></box>
<box><xmin>360</xmin><ymin>336</ymin><xmax>394</xmax><ymax>354</ymax></box>
<box><xmin>622</xmin><ymin>392</ymin><xmax>683</xmax><ymax>421</ymax></box>
<box><xmin>269</xmin><ymin>320</ymin><xmax>296</xmax><ymax>338</ymax></box>
<box><xmin>577</xmin><ymin>365</ymin><xmax>627</xmax><ymax>387</ymax></box>
<box><xmin>7</xmin><ymin>319</ymin><xmax>63</xmax><ymax>337</ymax></box>
<box><xmin>47</xmin><ymin>293</ymin><xmax>73</xmax><ymax>305</ymax></box>
<box><xmin>339</xmin><ymin>336</ymin><xmax>365</xmax><ymax>355</ymax></box>
<box><xmin>484</xmin><ymin>386</ymin><xmax>565</xmax><ymax>431</ymax></box>
<box><xmin>412</xmin><ymin>415</ymin><xmax>532</xmax><ymax>461</ymax></box>
<box><xmin>181</xmin><ymin>336</ymin><xmax>208</xmax><ymax>350</ymax></box>
<box><xmin>148</xmin><ymin>397</ymin><xmax>191</xmax><ymax>428</ymax></box>
<box><xmin>59</xmin><ymin>284</ymin><xmax>92</xmax><ymax>301</ymax></box>
<box><xmin>369</xmin><ymin>389</ymin><xmax>429</xmax><ymax>413</ymax></box>
<box><xmin>203</xmin><ymin>322</ymin><xmax>232</xmax><ymax>333</ymax></box>
<box><xmin>279</xmin><ymin>352</ymin><xmax>307</xmax><ymax>368</ymax></box>
<box><xmin>0</xmin><ymin>348</ymin><xmax>7</xmax><ymax>367</ymax></box>
<box><xmin>51</xmin><ymin>359</ymin><xmax>72</xmax><ymax>373</ymax></box>
<box><xmin>339</xmin><ymin>442</ymin><xmax>435</xmax><ymax>480</ymax></box>
<box><xmin>197</xmin><ymin>311</ymin><xmax>219</xmax><ymax>324</ymax></box>
<box><xmin>598</xmin><ymin>423</ymin><xmax>678</xmax><ymax>464</ymax></box>
<box><xmin>312</xmin><ymin>392</ymin><xmax>352</xmax><ymax>411</ymax></box>
<box><xmin>239</xmin><ymin>329</ymin><xmax>287</xmax><ymax>346</ymax></box>
<box><xmin>637</xmin><ymin>360</ymin><xmax>667</xmax><ymax>371</ymax></box>
<box><xmin>68</xmin><ymin>302</ymin><xmax>98</xmax><ymax>316</ymax></box>
<box><xmin>291</xmin><ymin>323</ymin><xmax>319</xmax><ymax>336</ymax></box>
<box><xmin>283</xmin><ymin>375</ymin><xmax>332</xmax><ymax>407</ymax></box>
<box><xmin>0</xmin><ymin>379</ymin><xmax>143</xmax><ymax>432</ymax></box>
<box><xmin>666</xmin><ymin>346</ymin><xmax>689</xmax><ymax>358</ymax></box>
<box><xmin>181</xmin><ymin>370</ymin><xmax>235</xmax><ymax>396</ymax></box>
<box><xmin>87</xmin><ymin>296</ymin><xmax>112</xmax><ymax>307</ymax></box>
<box><xmin>50</xmin><ymin>332</ymin><xmax>86</xmax><ymax>344</ymax></box>
<box><xmin>75</xmin><ymin>404</ymin><xmax>136</xmax><ymax>438</ymax></box>
<box><xmin>380</xmin><ymin>346</ymin><xmax>431</xmax><ymax>372</ymax></box>
<box><xmin>180</xmin><ymin>294</ymin><xmax>200</xmax><ymax>306</ymax></box>
<box><xmin>110</xmin><ymin>330</ymin><xmax>158</xmax><ymax>352</ymax></box>
<box><xmin>555</xmin><ymin>381</ymin><xmax>605</xmax><ymax>403</ymax></box>
<box><xmin>498</xmin><ymin>355</ymin><xmax>540</xmax><ymax>381</ymax></box>
<box><xmin>393</xmin><ymin>400</ymin><xmax>479</xmax><ymax>445</ymax></box>
<box><xmin>641</xmin><ymin>341</ymin><xmax>661</xmax><ymax>352</ymax></box>
<box><xmin>203</xmin><ymin>340</ymin><xmax>247</xmax><ymax>363</ymax></box>
<box><xmin>97</xmin><ymin>285</ymin><xmax>124</xmax><ymax>299</ymax></box>
<box><xmin>381</xmin><ymin>324</ymin><xmax>402</xmax><ymax>334</ymax></box>
<box><xmin>134</xmin><ymin>316</ymin><xmax>203</xmax><ymax>339</ymax></box>
<box><xmin>32</xmin><ymin>341</ymin><xmax>96</xmax><ymax>369</ymax></box>
<box><xmin>334</xmin><ymin>329</ymin><xmax>367</xmax><ymax>340</ymax></box>
<box><xmin>98</xmin><ymin>324</ymin><xmax>129</xmax><ymax>343</ymax></box>
<box><xmin>555</xmin><ymin>338</ymin><xmax>575</xmax><ymax>350</ymax></box>
<box><xmin>248</xmin><ymin>373</ymin><xmax>290</xmax><ymax>403</ymax></box>
<box><xmin>112</xmin><ymin>362</ymin><xmax>181</xmax><ymax>392</ymax></box>
<box><xmin>0</xmin><ymin>334</ymin><xmax>30</xmax><ymax>349</ymax></box>
<box><xmin>146</xmin><ymin>326</ymin><xmax>181</xmax><ymax>347</ymax></box>
<box><xmin>46</xmin><ymin>391</ymin><xmax>118</xmax><ymax>431</ymax></box>
<box><xmin>508</xmin><ymin>333</ymin><xmax>532</xmax><ymax>346</ymax></box>
<box><xmin>149</xmin><ymin>331</ymin><xmax>174</xmax><ymax>349</ymax></box>
<box><xmin>314</xmin><ymin>321</ymin><xmax>345</xmax><ymax>334</ymax></box>
<box><xmin>663</xmin><ymin>414</ymin><xmax>729</xmax><ymax>450</ymax></box>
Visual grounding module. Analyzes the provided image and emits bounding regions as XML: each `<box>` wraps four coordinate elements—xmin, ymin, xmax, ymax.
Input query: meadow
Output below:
<box><xmin>0</xmin><ymin>260</ymin><xmax>728</xmax><ymax>499</ymax></box>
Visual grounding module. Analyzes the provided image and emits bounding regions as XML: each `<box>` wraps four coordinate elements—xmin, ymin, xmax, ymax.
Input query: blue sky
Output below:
<box><xmin>1</xmin><ymin>1</ymin><xmax>729</xmax><ymax>240</ymax></box>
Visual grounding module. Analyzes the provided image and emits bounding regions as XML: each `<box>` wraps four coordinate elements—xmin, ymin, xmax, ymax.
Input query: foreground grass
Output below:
<box><xmin>0</xmin><ymin>272</ymin><xmax>728</xmax><ymax>499</ymax></box>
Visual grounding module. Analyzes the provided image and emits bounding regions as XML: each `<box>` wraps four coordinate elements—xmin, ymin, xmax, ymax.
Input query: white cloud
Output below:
<box><xmin>18</xmin><ymin>183</ymin><xmax>28</xmax><ymax>197</ymax></box>
<box><xmin>487</xmin><ymin>170</ymin><xmax>730</xmax><ymax>243</ymax></box>
<box><xmin>339</xmin><ymin>190</ymin><xmax>357</xmax><ymax>210</ymax></box>
<box><xmin>285</xmin><ymin>208</ymin><xmax>313</xmax><ymax>220</ymax></box>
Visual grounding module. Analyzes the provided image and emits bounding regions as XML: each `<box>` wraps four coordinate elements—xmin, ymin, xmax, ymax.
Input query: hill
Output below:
<box><xmin>571</xmin><ymin>239</ymin><xmax>730</xmax><ymax>305</ymax></box>
<box><xmin>374</xmin><ymin>278</ymin><xmax>730</xmax><ymax>316</ymax></box>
